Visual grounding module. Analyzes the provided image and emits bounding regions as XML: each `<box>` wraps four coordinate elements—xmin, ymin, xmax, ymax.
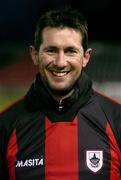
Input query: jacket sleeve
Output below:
<box><xmin>0</xmin><ymin>116</ymin><xmax>9</xmax><ymax>179</ymax></box>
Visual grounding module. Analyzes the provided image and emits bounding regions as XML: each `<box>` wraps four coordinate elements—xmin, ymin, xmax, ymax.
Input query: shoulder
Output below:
<box><xmin>94</xmin><ymin>90</ymin><xmax>121</xmax><ymax>136</ymax></box>
<box><xmin>94</xmin><ymin>90</ymin><xmax>121</xmax><ymax>112</ymax></box>
<box><xmin>94</xmin><ymin>90</ymin><xmax>121</xmax><ymax>148</ymax></box>
<box><xmin>93</xmin><ymin>90</ymin><xmax>121</xmax><ymax>131</ymax></box>
<box><xmin>0</xmin><ymin>97</ymin><xmax>26</xmax><ymax>131</ymax></box>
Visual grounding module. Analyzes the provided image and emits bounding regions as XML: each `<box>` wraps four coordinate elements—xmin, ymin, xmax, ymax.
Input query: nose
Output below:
<box><xmin>53</xmin><ymin>51</ymin><xmax>67</xmax><ymax>68</ymax></box>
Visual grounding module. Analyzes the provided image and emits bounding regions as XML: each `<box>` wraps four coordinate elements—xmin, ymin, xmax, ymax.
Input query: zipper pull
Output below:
<box><xmin>58</xmin><ymin>99</ymin><xmax>63</xmax><ymax>111</ymax></box>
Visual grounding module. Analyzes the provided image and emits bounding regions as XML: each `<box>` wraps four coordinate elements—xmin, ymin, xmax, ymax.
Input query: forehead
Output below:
<box><xmin>41</xmin><ymin>27</ymin><xmax>82</xmax><ymax>46</ymax></box>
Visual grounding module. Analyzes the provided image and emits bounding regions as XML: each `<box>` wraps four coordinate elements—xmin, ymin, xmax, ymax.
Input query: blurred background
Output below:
<box><xmin>0</xmin><ymin>0</ymin><xmax>121</xmax><ymax>110</ymax></box>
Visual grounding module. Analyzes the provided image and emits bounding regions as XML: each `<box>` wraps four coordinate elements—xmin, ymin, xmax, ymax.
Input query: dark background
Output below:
<box><xmin>0</xmin><ymin>0</ymin><xmax>121</xmax><ymax>44</ymax></box>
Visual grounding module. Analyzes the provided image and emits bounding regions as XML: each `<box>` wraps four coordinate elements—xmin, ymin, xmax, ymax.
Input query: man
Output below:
<box><xmin>0</xmin><ymin>7</ymin><xmax>121</xmax><ymax>180</ymax></box>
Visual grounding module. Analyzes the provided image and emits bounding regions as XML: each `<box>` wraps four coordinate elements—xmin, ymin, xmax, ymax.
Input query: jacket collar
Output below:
<box><xmin>24</xmin><ymin>71</ymin><xmax>93</xmax><ymax>114</ymax></box>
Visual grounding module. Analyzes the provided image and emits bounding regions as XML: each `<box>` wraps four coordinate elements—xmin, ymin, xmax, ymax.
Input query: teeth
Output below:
<box><xmin>52</xmin><ymin>71</ymin><xmax>67</xmax><ymax>77</ymax></box>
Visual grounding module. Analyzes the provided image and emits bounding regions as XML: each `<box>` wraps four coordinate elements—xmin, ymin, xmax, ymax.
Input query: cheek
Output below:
<box><xmin>38</xmin><ymin>55</ymin><xmax>51</xmax><ymax>75</ymax></box>
<box><xmin>72</xmin><ymin>57</ymin><xmax>83</xmax><ymax>68</ymax></box>
<box><xmin>39</xmin><ymin>54</ymin><xmax>52</xmax><ymax>66</ymax></box>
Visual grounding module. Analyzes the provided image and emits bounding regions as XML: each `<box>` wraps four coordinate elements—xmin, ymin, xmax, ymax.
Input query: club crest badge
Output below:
<box><xmin>86</xmin><ymin>150</ymin><xmax>103</xmax><ymax>173</ymax></box>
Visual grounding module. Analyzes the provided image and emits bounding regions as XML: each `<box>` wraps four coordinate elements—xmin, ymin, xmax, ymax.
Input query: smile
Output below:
<box><xmin>50</xmin><ymin>70</ymin><xmax>69</xmax><ymax>77</ymax></box>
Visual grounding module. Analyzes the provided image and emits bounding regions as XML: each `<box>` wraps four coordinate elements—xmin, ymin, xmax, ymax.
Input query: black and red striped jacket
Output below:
<box><xmin>0</xmin><ymin>72</ymin><xmax>121</xmax><ymax>180</ymax></box>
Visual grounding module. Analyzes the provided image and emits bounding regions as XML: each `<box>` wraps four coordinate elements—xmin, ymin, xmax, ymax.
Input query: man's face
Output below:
<box><xmin>31</xmin><ymin>27</ymin><xmax>92</xmax><ymax>95</ymax></box>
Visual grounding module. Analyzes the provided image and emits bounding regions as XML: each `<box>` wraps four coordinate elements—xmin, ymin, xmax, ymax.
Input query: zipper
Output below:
<box><xmin>58</xmin><ymin>99</ymin><xmax>63</xmax><ymax>111</ymax></box>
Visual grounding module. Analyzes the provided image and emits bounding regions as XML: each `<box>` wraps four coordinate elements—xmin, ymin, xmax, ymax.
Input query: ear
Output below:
<box><xmin>82</xmin><ymin>48</ymin><xmax>92</xmax><ymax>68</ymax></box>
<box><xmin>29</xmin><ymin>45</ymin><xmax>39</xmax><ymax>66</ymax></box>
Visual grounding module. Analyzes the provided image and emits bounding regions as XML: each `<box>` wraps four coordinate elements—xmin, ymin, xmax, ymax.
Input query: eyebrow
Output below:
<box><xmin>65</xmin><ymin>46</ymin><xmax>80</xmax><ymax>51</ymax></box>
<box><xmin>43</xmin><ymin>46</ymin><xmax>58</xmax><ymax>50</ymax></box>
<box><xmin>43</xmin><ymin>46</ymin><xmax>80</xmax><ymax>51</ymax></box>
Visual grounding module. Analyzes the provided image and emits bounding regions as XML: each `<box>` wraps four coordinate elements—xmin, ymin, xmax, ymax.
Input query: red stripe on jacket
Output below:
<box><xmin>6</xmin><ymin>129</ymin><xmax>18</xmax><ymax>180</ymax></box>
<box><xmin>106</xmin><ymin>122</ymin><xmax>121</xmax><ymax>180</ymax></box>
<box><xmin>45</xmin><ymin>116</ymin><xmax>79</xmax><ymax>180</ymax></box>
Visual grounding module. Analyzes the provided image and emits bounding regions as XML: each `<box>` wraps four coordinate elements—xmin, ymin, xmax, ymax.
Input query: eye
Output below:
<box><xmin>68</xmin><ymin>49</ymin><xmax>77</xmax><ymax>53</ymax></box>
<box><xmin>46</xmin><ymin>49</ymin><xmax>54</xmax><ymax>52</ymax></box>
<box><xmin>45</xmin><ymin>47</ymin><xmax>57</xmax><ymax>55</ymax></box>
<box><xmin>65</xmin><ymin>48</ymin><xmax>78</xmax><ymax>56</ymax></box>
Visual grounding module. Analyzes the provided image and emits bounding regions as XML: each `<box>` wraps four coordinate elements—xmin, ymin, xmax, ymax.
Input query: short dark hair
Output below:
<box><xmin>34</xmin><ymin>7</ymin><xmax>88</xmax><ymax>51</ymax></box>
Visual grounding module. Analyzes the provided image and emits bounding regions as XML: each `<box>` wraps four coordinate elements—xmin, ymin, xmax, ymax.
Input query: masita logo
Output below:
<box><xmin>16</xmin><ymin>157</ymin><xmax>43</xmax><ymax>168</ymax></box>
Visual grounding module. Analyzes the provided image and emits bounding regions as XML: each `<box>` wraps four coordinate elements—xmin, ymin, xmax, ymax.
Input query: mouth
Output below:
<box><xmin>50</xmin><ymin>70</ymin><xmax>70</xmax><ymax>77</ymax></box>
